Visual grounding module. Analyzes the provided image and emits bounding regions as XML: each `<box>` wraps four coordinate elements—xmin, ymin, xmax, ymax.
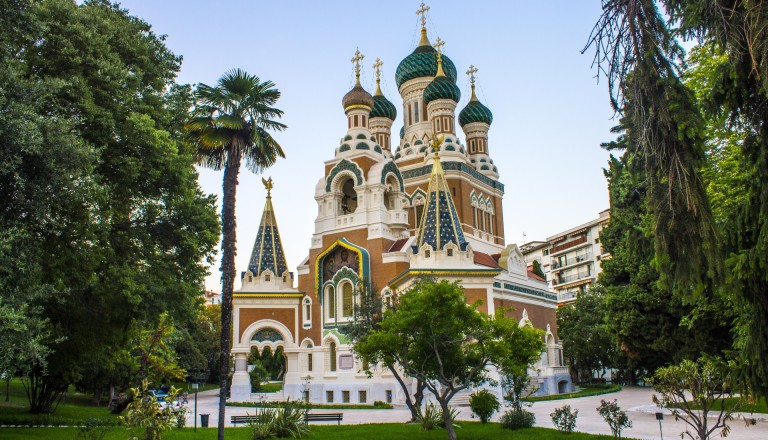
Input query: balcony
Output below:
<box><xmin>558</xmin><ymin>291</ymin><xmax>579</xmax><ymax>302</ymax></box>
<box><xmin>550</xmin><ymin>236</ymin><xmax>589</xmax><ymax>255</ymax></box>
<box><xmin>553</xmin><ymin>270</ymin><xmax>593</xmax><ymax>286</ymax></box>
<box><xmin>551</xmin><ymin>252</ymin><xmax>593</xmax><ymax>271</ymax></box>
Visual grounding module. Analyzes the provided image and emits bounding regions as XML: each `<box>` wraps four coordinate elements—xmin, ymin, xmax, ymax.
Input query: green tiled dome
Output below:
<box><xmin>459</xmin><ymin>99</ymin><xmax>493</xmax><ymax>126</ymax></box>
<box><xmin>371</xmin><ymin>94</ymin><xmax>397</xmax><ymax>120</ymax></box>
<box><xmin>396</xmin><ymin>45</ymin><xmax>457</xmax><ymax>88</ymax></box>
<box><xmin>424</xmin><ymin>75</ymin><xmax>460</xmax><ymax>104</ymax></box>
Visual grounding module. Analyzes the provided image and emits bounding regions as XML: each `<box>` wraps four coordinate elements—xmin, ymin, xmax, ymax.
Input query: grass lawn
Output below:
<box><xmin>0</xmin><ymin>423</ymin><xmax>614</xmax><ymax>440</ymax></box>
<box><xmin>168</xmin><ymin>381</ymin><xmax>219</xmax><ymax>393</ymax></box>
<box><xmin>255</xmin><ymin>382</ymin><xmax>283</xmax><ymax>393</ymax></box>
<box><xmin>524</xmin><ymin>385</ymin><xmax>621</xmax><ymax>402</ymax></box>
<box><xmin>680</xmin><ymin>396</ymin><xmax>768</xmax><ymax>414</ymax></box>
<box><xmin>0</xmin><ymin>379</ymin><xmax>116</xmax><ymax>426</ymax></box>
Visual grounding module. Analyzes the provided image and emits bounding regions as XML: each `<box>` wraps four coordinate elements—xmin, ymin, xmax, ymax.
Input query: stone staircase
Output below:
<box><xmin>449</xmin><ymin>389</ymin><xmax>473</xmax><ymax>407</ymax></box>
<box><xmin>250</xmin><ymin>391</ymin><xmax>285</xmax><ymax>402</ymax></box>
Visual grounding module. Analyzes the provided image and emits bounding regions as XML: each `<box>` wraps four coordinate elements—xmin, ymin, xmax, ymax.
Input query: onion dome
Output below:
<box><xmin>459</xmin><ymin>70</ymin><xmax>493</xmax><ymax>126</ymax></box>
<box><xmin>342</xmin><ymin>82</ymin><xmax>374</xmax><ymax>111</ymax></box>
<box><xmin>396</xmin><ymin>28</ymin><xmax>457</xmax><ymax>88</ymax></box>
<box><xmin>371</xmin><ymin>73</ymin><xmax>397</xmax><ymax>120</ymax></box>
<box><xmin>423</xmin><ymin>48</ymin><xmax>460</xmax><ymax>104</ymax></box>
<box><xmin>459</xmin><ymin>91</ymin><xmax>493</xmax><ymax>126</ymax></box>
<box><xmin>424</xmin><ymin>76</ymin><xmax>461</xmax><ymax>104</ymax></box>
<box><xmin>343</xmin><ymin>49</ymin><xmax>374</xmax><ymax>111</ymax></box>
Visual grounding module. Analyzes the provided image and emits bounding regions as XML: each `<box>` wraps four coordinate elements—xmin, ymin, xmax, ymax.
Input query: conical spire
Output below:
<box><xmin>247</xmin><ymin>177</ymin><xmax>288</xmax><ymax>277</ymax></box>
<box><xmin>415</xmin><ymin>137</ymin><xmax>467</xmax><ymax>251</ymax></box>
<box><xmin>416</xmin><ymin>2</ymin><xmax>431</xmax><ymax>47</ymax></box>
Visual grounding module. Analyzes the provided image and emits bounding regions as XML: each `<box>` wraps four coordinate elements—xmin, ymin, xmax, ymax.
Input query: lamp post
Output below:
<box><xmin>193</xmin><ymin>382</ymin><xmax>199</xmax><ymax>432</ymax></box>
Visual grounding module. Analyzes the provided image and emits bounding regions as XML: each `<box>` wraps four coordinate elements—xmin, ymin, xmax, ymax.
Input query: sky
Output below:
<box><xmin>113</xmin><ymin>1</ymin><xmax>617</xmax><ymax>292</ymax></box>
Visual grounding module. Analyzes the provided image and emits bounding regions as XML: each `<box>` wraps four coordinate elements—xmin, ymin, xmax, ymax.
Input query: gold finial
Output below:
<box><xmin>416</xmin><ymin>2</ymin><xmax>430</xmax><ymax>28</ymax></box>
<box><xmin>466</xmin><ymin>64</ymin><xmax>479</xmax><ymax>100</ymax></box>
<box><xmin>373</xmin><ymin>58</ymin><xmax>384</xmax><ymax>95</ymax></box>
<box><xmin>262</xmin><ymin>176</ymin><xmax>273</xmax><ymax>197</ymax></box>
<box><xmin>434</xmin><ymin>38</ymin><xmax>446</xmax><ymax>77</ymax></box>
<box><xmin>351</xmin><ymin>49</ymin><xmax>365</xmax><ymax>86</ymax></box>
<box><xmin>430</xmin><ymin>134</ymin><xmax>445</xmax><ymax>156</ymax></box>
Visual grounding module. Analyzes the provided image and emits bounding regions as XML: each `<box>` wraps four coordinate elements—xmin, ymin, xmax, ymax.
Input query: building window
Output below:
<box><xmin>341</xmin><ymin>282</ymin><xmax>354</xmax><ymax>318</ymax></box>
<box><xmin>362</xmin><ymin>115</ymin><xmax>367</xmax><ymax>126</ymax></box>
<box><xmin>543</xmin><ymin>249</ymin><xmax>550</xmax><ymax>256</ymax></box>
<box><xmin>307</xmin><ymin>353</ymin><xmax>313</xmax><ymax>371</ymax></box>
<box><xmin>436</xmin><ymin>118</ymin><xmax>441</xmax><ymax>132</ymax></box>
<box><xmin>329</xmin><ymin>342</ymin><xmax>337</xmax><ymax>372</ymax></box>
<box><xmin>326</xmin><ymin>391</ymin><xmax>334</xmax><ymax>403</ymax></box>
<box><xmin>303</xmin><ymin>390</ymin><xmax>310</xmax><ymax>402</ymax></box>
<box><xmin>325</xmin><ymin>286</ymin><xmax>335</xmax><ymax>320</ymax></box>
<box><xmin>358</xmin><ymin>390</ymin><xmax>367</xmax><ymax>403</ymax></box>
<box><xmin>342</xmin><ymin>391</ymin><xmax>350</xmax><ymax>403</ymax></box>
<box><xmin>265</xmin><ymin>274</ymin><xmax>271</xmax><ymax>282</ymax></box>
<box><xmin>385</xmin><ymin>390</ymin><xmax>393</xmax><ymax>403</ymax></box>
<box><xmin>303</xmin><ymin>297</ymin><xmax>312</xmax><ymax>327</ymax></box>
<box><xmin>414</xmin><ymin>102</ymin><xmax>419</xmax><ymax>123</ymax></box>
<box><xmin>447</xmin><ymin>248</ymin><xmax>454</xmax><ymax>257</ymax></box>
<box><xmin>425</xmin><ymin>249</ymin><xmax>431</xmax><ymax>258</ymax></box>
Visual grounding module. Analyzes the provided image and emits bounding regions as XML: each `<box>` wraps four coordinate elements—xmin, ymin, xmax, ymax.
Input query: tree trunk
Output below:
<box><xmin>5</xmin><ymin>377</ymin><xmax>9</xmax><ymax>402</ymax></box>
<box><xmin>217</xmin><ymin>152</ymin><xmax>242</xmax><ymax>440</ymax></box>
<box><xmin>438</xmin><ymin>396</ymin><xmax>457</xmax><ymax>440</ymax></box>
<box><xmin>387</xmin><ymin>364</ymin><xmax>419</xmax><ymax>422</ymax></box>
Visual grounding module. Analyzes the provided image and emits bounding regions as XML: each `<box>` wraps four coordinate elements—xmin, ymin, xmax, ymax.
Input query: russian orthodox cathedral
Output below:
<box><xmin>230</xmin><ymin>3</ymin><xmax>572</xmax><ymax>404</ymax></box>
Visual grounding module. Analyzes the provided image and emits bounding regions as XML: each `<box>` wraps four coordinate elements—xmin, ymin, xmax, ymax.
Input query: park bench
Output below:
<box><xmin>231</xmin><ymin>415</ymin><xmax>260</xmax><ymax>425</ymax></box>
<box><xmin>304</xmin><ymin>412</ymin><xmax>343</xmax><ymax>425</ymax></box>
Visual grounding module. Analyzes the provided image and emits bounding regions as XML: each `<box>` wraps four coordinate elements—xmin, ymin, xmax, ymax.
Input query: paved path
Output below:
<box><xmin>184</xmin><ymin>387</ymin><xmax>767</xmax><ymax>439</ymax></box>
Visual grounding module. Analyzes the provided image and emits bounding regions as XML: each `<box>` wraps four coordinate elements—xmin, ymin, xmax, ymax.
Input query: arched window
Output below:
<box><xmin>325</xmin><ymin>285</ymin><xmax>335</xmax><ymax>321</ymax></box>
<box><xmin>303</xmin><ymin>297</ymin><xmax>312</xmax><ymax>327</ymax></box>
<box><xmin>382</xmin><ymin>289</ymin><xmax>392</xmax><ymax>310</ymax></box>
<box><xmin>384</xmin><ymin>176</ymin><xmax>399</xmax><ymax>211</ymax></box>
<box><xmin>340</xmin><ymin>178</ymin><xmax>357</xmax><ymax>215</ymax></box>
<box><xmin>329</xmin><ymin>342</ymin><xmax>337</xmax><ymax>372</ymax></box>
<box><xmin>341</xmin><ymin>282</ymin><xmax>354</xmax><ymax>318</ymax></box>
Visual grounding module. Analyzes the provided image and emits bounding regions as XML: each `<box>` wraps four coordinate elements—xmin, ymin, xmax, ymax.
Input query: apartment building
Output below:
<box><xmin>521</xmin><ymin>209</ymin><xmax>610</xmax><ymax>305</ymax></box>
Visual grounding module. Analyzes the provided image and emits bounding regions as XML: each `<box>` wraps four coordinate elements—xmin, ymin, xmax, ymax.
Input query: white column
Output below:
<box><xmin>230</xmin><ymin>352</ymin><xmax>251</xmax><ymax>401</ymax></box>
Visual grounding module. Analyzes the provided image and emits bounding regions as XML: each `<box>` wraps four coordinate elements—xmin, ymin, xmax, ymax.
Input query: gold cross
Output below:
<box><xmin>373</xmin><ymin>58</ymin><xmax>384</xmax><ymax>82</ymax></box>
<box><xmin>433</xmin><ymin>37</ymin><xmax>445</xmax><ymax>55</ymax></box>
<box><xmin>262</xmin><ymin>177</ymin><xmax>273</xmax><ymax>196</ymax></box>
<box><xmin>466</xmin><ymin>64</ymin><xmax>478</xmax><ymax>87</ymax></box>
<box><xmin>351</xmin><ymin>49</ymin><xmax>365</xmax><ymax>80</ymax></box>
<box><xmin>416</xmin><ymin>2</ymin><xmax>430</xmax><ymax>28</ymax></box>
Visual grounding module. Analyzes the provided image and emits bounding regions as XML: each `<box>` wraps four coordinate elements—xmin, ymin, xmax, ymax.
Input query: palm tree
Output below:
<box><xmin>186</xmin><ymin>69</ymin><xmax>286</xmax><ymax>439</ymax></box>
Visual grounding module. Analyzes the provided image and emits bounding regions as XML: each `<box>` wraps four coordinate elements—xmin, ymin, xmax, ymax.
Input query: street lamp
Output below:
<box><xmin>192</xmin><ymin>382</ymin><xmax>199</xmax><ymax>432</ymax></box>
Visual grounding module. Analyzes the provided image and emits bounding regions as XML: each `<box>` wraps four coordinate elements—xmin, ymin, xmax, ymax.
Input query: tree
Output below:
<box><xmin>556</xmin><ymin>286</ymin><xmax>616</xmax><ymax>384</ymax></box>
<box><xmin>347</xmin><ymin>280</ymin><xmax>426</xmax><ymax>422</ymax></box>
<box><xmin>186</xmin><ymin>69</ymin><xmax>287</xmax><ymax>439</ymax></box>
<box><xmin>1</xmin><ymin>0</ymin><xmax>219</xmax><ymax>413</ymax></box>
<box><xmin>586</xmin><ymin>0</ymin><xmax>768</xmax><ymax>399</ymax></box>
<box><xmin>531</xmin><ymin>260</ymin><xmax>546</xmax><ymax>280</ymax></box>
<box><xmin>652</xmin><ymin>358</ymin><xmax>740</xmax><ymax>440</ymax></box>
<box><xmin>356</xmin><ymin>280</ymin><xmax>544</xmax><ymax>440</ymax></box>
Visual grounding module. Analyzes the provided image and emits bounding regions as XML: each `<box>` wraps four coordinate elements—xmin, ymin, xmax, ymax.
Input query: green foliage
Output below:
<box><xmin>469</xmin><ymin>389</ymin><xmax>500</xmax><ymax>423</ymax></box>
<box><xmin>355</xmin><ymin>280</ymin><xmax>543</xmax><ymax>440</ymax></box>
<box><xmin>249</xmin><ymin>362</ymin><xmax>270</xmax><ymax>392</ymax></box>
<box><xmin>120</xmin><ymin>380</ymin><xmax>180</xmax><ymax>440</ymax></box>
<box><xmin>596</xmin><ymin>400</ymin><xmax>631</xmax><ymax>439</ymax></box>
<box><xmin>0</xmin><ymin>0</ymin><xmax>219</xmax><ymax>413</ymax></box>
<box><xmin>246</xmin><ymin>400</ymin><xmax>310</xmax><ymax>439</ymax></box>
<box><xmin>523</xmin><ymin>385</ymin><xmax>621</xmax><ymax>402</ymax></box>
<box><xmin>500</xmin><ymin>409</ymin><xmax>536</xmax><ymax>430</ymax></box>
<box><xmin>416</xmin><ymin>402</ymin><xmax>459</xmax><ymax>431</ymax></box>
<box><xmin>501</xmin><ymin>372</ymin><xmax>535</xmax><ymax>411</ymax></box>
<box><xmin>531</xmin><ymin>260</ymin><xmax>547</xmax><ymax>280</ymax></box>
<box><xmin>652</xmin><ymin>357</ymin><xmax>739</xmax><ymax>440</ymax></box>
<box><xmin>550</xmin><ymin>405</ymin><xmax>578</xmax><ymax>434</ymax></box>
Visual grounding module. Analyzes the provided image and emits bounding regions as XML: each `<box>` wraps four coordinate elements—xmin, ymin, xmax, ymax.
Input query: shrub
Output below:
<box><xmin>500</xmin><ymin>409</ymin><xmax>536</xmax><ymax>430</ymax></box>
<box><xmin>551</xmin><ymin>404</ymin><xmax>578</xmax><ymax>433</ymax></box>
<box><xmin>417</xmin><ymin>402</ymin><xmax>442</xmax><ymax>431</ymax></box>
<box><xmin>120</xmin><ymin>380</ymin><xmax>179</xmax><ymax>440</ymax></box>
<box><xmin>597</xmin><ymin>399</ymin><xmax>632</xmax><ymax>439</ymax></box>
<box><xmin>248</xmin><ymin>408</ymin><xmax>277</xmax><ymax>440</ymax></box>
<box><xmin>469</xmin><ymin>389</ymin><xmax>500</xmax><ymax>423</ymax></box>
<box><xmin>250</xmin><ymin>362</ymin><xmax>270</xmax><ymax>392</ymax></box>
<box><xmin>272</xmin><ymin>399</ymin><xmax>310</xmax><ymax>438</ymax></box>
